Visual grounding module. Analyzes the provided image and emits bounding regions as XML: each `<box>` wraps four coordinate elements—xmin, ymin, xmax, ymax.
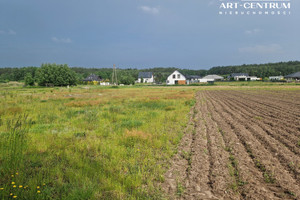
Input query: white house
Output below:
<box><xmin>228</xmin><ymin>73</ymin><xmax>260</xmax><ymax>81</ymax></box>
<box><xmin>249</xmin><ymin>76</ymin><xmax>260</xmax><ymax>81</ymax></box>
<box><xmin>228</xmin><ymin>73</ymin><xmax>249</xmax><ymax>81</ymax></box>
<box><xmin>100</xmin><ymin>81</ymin><xmax>110</xmax><ymax>86</ymax></box>
<box><xmin>234</xmin><ymin>75</ymin><xmax>248</xmax><ymax>81</ymax></box>
<box><xmin>186</xmin><ymin>75</ymin><xmax>202</xmax><ymax>84</ymax></box>
<box><xmin>200</xmin><ymin>74</ymin><xmax>224</xmax><ymax>82</ymax></box>
<box><xmin>166</xmin><ymin>70</ymin><xmax>186</xmax><ymax>85</ymax></box>
<box><xmin>269</xmin><ymin>76</ymin><xmax>284</xmax><ymax>81</ymax></box>
<box><xmin>137</xmin><ymin>72</ymin><xmax>154</xmax><ymax>83</ymax></box>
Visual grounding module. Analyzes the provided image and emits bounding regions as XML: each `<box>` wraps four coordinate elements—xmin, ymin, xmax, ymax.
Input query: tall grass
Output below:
<box><xmin>3</xmin><ymin>115</ymin><xmax>29</xmax><ymax>171</ymax></box>
<box><xmin>0</xmin><ymin>114</ymin><xmax>34</xmax><ymax>199</ymax></box>
<box><xmin>0</xmin><ymin>86</ymin><xmax>195</xmax><ymax>199</ymax></box>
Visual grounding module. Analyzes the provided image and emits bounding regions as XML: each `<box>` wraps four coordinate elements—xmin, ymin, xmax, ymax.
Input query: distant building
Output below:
<box><xmin>201</xmin><ymin>75</ymin><xmax>224</xmax><ymax>82</ymax></box>
<box><xmin>186</xmin><ymin>75</ymin><xmax>202</xmax><ymax>84</ymax></box>
<box><xmin>269</xmin><ymin>76</ymin><xmax>284</xmax><ymax>81</ymax></box>
<box><xmin>83</xmin><ymin>74</ymin><xmax>102</xmax><ymax>82</ymax></box>
<box><xmin>82</xmin><ymin>74</ymin><xmax>109</xmax><ymax>85</ymax></box>
<box><xmin>249</xmin><ymin>76</ymin><xmax>260</xmax><ymax>81</ymax></box>
<box><xmin>137</xmin><ymin>72</ymin><xmax>154</xmax><ymax>83</ymax></box>
<box><xmin>228</xmin><ymin>73</ymin><xmax>249</xmax><ymax>81</ymax></box>
<box><xmin>100</xmin><ymin>80</ymin><xmax>110</xmax><ymax>86</ymax></box>
<box><xmin>285</xmin><ymin>72</ymin><xmax>300</xmax><ymax>81</ymax></box>
<box><xmin>166</xmin><ymin>70</ymin><xmax>186</xmax><ymax>85</ymax></box>
<box><xmin>228</xmin><ymin>73</ymin><xmax>259</xmax><ymax>81</ymax></box>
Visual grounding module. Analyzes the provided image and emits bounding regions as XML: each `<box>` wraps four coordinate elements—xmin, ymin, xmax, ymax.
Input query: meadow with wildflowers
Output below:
<box><xmin>0</xmin><ymin>84</ymin><xmax>195</xmax><ymax>199</ymax></box>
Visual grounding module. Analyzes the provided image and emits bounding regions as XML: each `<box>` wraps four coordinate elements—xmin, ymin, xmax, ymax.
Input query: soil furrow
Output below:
<box><xmin>204</xmin><ymin>92</ymin><xmax>280</xmax><ymax>199</ymax></box>
<box><xmin>163</xmin><ymin>89</ymin><xmax>300</xmax><ymax>200</ymax></box>
<box><xmin>215</xmin><ymin>92</ymin><xmax>300</xmax><ymax>153</ymax></box>
<box><xmin>226</xmin><ymin>90</ymin><xmax>300</xmax><ymax>119</ymax></box>
<box><xmin>207</xmin><ymin>91</ymin><xmax>300</xmax><ymax>183</ymax></box>
<box><xmin>183</xmin><ymin>94</ymin><xmax>214</xmax><ymax>199</ymax></box>
<box><xmin>220</xmin><ymin>91</ymin><xmax>300</xmax><ymax>134</ymax></box>
<box><xmin>204</xmin><ymin>91</ymin><xmax>300</xmax><ymax>198</ymax></box>
<box><xmin>209</xmin><ymin>91</ymin><xmax>300</xmax><ymax>154</ymax></box>
<box><xmin>224</xmin><ymin>90</ymin><xmax>300</xmax><ymax>117</ymax></box>
<box><xmin>199</xmin><ymin>92</ymin><xmax>235</xmax><ymax>199</ymax></box>
<box><xmin>238</xmin><ymin>90</ymin><xmax>300</xmax><ymax>107</ymax></box>
<box><xmin>220</xmin><ymin>91</ymin><xmax>300</xmax><ymax>126</ymax></box>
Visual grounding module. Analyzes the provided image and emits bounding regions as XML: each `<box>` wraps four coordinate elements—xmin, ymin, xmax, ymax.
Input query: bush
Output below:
<box><xmin>36</xmin><ymin>63</ymin><xmax>77</xmax><ymax>87</ymax></box>
<box><xmin>24</xmin><ymin>73</ymin><xmax>35</xmax><ymax>86</ymax></box>
<box><xmin>119</xmin><ymin>75</ymin><xmax>135</xmax><ymax>85</ymax></box>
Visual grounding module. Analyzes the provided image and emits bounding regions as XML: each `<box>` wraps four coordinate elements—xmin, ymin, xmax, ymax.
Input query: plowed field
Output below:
<box><xmin>163</xmin><ymin>90</ymin><xmax>300</xmax><ymax>199</ymax></box>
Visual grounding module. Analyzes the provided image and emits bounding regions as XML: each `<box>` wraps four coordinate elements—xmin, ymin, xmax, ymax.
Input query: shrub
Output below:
<box><xmin>24</xmin><ymin>73</ymin><xmax>35</xmax><ymax>86</ymax></box>
<box><xmin>35</xmin><ymin>63</ymin><xmax>77</xmax><ymax>87</ymax></box>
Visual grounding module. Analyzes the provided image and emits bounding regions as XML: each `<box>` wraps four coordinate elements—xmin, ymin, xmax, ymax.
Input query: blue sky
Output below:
<box><xmin>0</xmin><ymin>0</ymin><xmax>299</xmax><ymax>69</ymax></box>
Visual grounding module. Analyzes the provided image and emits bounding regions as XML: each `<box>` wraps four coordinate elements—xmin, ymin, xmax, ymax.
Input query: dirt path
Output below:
<box><xmin>162</xmin><ymin>90</ymin><xmax>300</xmax><ymax>199</ymax></box>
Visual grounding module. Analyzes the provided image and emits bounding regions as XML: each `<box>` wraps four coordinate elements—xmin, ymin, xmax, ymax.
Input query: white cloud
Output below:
<box><xmin>239</xmin><ymin>44</ymin><xmax>282</xmax><ymax>54</ymax></box>
<box><xmin>245</xmin><ymin>28</ymin><xmax>262</xmax><ymax>35</ymax></box>
<box><xmin>51</xmin><ymin>37</ymin><xmax>72</xmax><ymax>43</ymax></box>
<box><xmin>0</xmin><ymin>29</ymin><xmax>16</xmax><ymax>35</ymax></box>
<box><xmin>139</xmin><ymin>6</ymin><xmax>160</xmax><ymax>15</ymax></box>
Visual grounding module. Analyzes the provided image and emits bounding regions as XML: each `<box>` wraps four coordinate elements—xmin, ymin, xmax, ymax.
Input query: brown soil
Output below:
<box><xmin>162</xmin><ymin>90</ymin><xmax>300</xmax><ymax>200</ymax></box>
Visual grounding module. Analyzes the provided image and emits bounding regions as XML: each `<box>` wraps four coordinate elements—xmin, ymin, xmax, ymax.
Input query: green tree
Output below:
<box><xmin>36</xmin><ymin>63</ymin><xmax>77</xmax><ymax>86</ymax></box>
<box><xmin>24</xmin><ymin>73</ymin><xmax>34</xmax><ymax>86</ymax></box>
<box><xmin>119</xmin><ymin>75</ymin><xmax>135</xmax><ymax>85</ymax></box>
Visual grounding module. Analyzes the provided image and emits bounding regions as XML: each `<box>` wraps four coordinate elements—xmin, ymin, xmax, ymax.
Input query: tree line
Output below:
<box><xmin>0</xmin><ymin>61</ymin><xmax>300</xmax><ymax>85</ymax></box>
<box><xmin>208</xmin><ymin>61</ymin><xmax>300</xmax><ymax>78</ymax></box>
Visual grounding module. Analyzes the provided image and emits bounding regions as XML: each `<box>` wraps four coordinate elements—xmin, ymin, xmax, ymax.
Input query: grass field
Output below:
<box><xmin>0</xmin><ymin>82</ymin><xmax>299</xmax><ymax>199</ymax></box>
<box><xmin>0</xmin><ymin>85</ymin><xmax>195</xmax><ymax>199</ymax></box>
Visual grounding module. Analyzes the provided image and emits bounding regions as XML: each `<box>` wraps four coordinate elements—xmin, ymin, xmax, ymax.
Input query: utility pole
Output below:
<box><xmin>111</xmin><ymin>64</ymin><xmax>118</xmax><ymax>85</ymax></box>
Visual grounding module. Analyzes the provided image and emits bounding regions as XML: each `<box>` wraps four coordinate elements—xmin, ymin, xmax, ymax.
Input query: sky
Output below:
<box><xmin>0</xmin><ymin>0</ymin><xmax>299</xmax><ymax>69</ymax></box>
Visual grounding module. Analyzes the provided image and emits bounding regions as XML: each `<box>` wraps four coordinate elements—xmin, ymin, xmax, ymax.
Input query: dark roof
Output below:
<box><xmin>138</xmin><ymin>72</ymin><xmax>153</xmax><ymax>78</ymax></box>
<box><xmin>185</xmin><ymin>75</ymin><xmax>202</xmax><ymax>80</ymax></box>
<box><xmin>229</xmin><ymin>73</ymin><xmax>249</xmax><ymax>77</ymax></box>
<box><xmin>83</xmin><ymin>74</ymin><xmax>102</xmax><ymax>81</ymax></box>
<box><xmin>285</xmin><ymin>72</ymin><xmax>300</xmax><ymax>78</ymax></box>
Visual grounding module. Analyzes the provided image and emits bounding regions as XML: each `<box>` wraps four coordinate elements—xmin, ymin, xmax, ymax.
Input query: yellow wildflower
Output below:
<box><xmin>11</xmin><ymin>175</ymin><xmax>14</xmax><ymax>177</ymax></box>
<box><xmin>13</xmin><ymin>185</ymin><xmax>16</xmax><ymax>188</ymax></box>
<box><xmin>19</xmin><ymin>185</ymin><xmax>23</xmax><ymax>188</ymax></box>
<box><xmin>43</xmin><ymin>183</ymin><xmax>46</xmax><ymax>186</ymax></box>
<box><xmin>37</xmin><ymin>186</ymin><xmax>40</xmax><ymax>189</ymax></box>
<box><xmin>11</xmin><ymin>182</ymin><xmax>15</xmax><ymax>185</ymax></box>
<box><xmin>13</xmin><ymin>196</ymin><xmax>17</xmax><ymax>198</ymax></box>
<box><xmin>37</xmin><ymin>190</ymin><xmax>41</xmax><ymax>193</ymax></box>
<box><xmin>10</xmin><ymin>193</ymin><xmax>13</xmax><ymax>196</ymax></box>
<box><xmin>15</xmin><ymin>172</ymin><xmax>19</xmax><ymax>175</ymax></box>
<box><xmin>0</xmin><ymin>188</ymin><xmax>4</xmax><ymax>190</ymax></box>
